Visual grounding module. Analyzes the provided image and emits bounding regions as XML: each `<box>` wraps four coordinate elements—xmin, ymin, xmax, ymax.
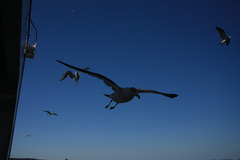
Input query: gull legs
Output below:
<box><xmin>110</xmin><ymin>103</ymin><xmax>118</xmax><ymax>110</ymax></box>
<box><xmin>105</xmin><ymin>100</ymin><xmax>112</xmax><ymax>109</ymax></box>
<box><xmin>105</xmin><ymin>100</ymin><xmax>118</xmax><ymax>110</ymax></box>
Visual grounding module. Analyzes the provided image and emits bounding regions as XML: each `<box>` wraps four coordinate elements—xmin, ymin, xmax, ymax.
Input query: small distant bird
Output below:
<box><xmin>56</xmin><ymin>60</ymin><xmax>178</xmax><ymax>110</ymax></box>
<box><xmin>71</xmin><ymin>9</ymin><xmax>77</xmax><ymax>13</ymax></box>
<box><xmin>43</xmin><ymin>110</ymin><xmax>58</xmax><ymax>116</ymax></box>
<box><xmin>216</xmin><ymin>26</ymin><xmax>231</xmax><ymax>46</ymax></box>
<box><xmin>59</xmin><ymin>68</ymin><xmax>90</xmax><ymax>85</ymax></box>
<box><xmin>25</xmin><ymin>134</ymin><xmax>32</xmax><ymax>138</ymax></box>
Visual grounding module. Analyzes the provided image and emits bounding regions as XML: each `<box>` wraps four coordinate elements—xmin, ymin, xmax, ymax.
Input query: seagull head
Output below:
<box><xmin>131</xmin><ymin>87</ymin><xmax>140</xmax><ymax>99</ymax></box>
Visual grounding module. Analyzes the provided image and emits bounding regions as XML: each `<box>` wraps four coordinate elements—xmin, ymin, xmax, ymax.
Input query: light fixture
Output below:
<box><xmin>25</xmin><ymin>42</ymin><xmax>37</xmax><ymax>58</ymax></box>
<box><xmin>24</xmin><ymin>18</ymin><xmax>37</xmax><ymax>59</ymax></box>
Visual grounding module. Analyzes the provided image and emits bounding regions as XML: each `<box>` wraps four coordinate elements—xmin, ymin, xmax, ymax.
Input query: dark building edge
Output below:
<box><xmin>0</xmin><ymin>0</ymin><xmax>32</xmax><ymax>159</ymax></box>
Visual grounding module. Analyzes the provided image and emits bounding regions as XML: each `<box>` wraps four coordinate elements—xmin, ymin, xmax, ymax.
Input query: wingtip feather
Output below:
<box><xmin>169</xmin><ymin>94</ymin><xmax>178</xmax><ymax>98</ymax></box>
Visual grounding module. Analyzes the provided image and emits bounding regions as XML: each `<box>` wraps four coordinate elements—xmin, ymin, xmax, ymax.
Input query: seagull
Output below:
<box><xmin>56</xmin><ymin>60</ymin><xmax>178</xmax><ymax>110</ymax></box>
<box><xmin>216</xmin><ymin>26</ymin><xmax>231</xmax><ymax>46</ymax></box>
<box><xmin>25</xmin><ymin>134</ymin><xmax>32</xmax><ymax>138</ymax></box>
<box><xmin>59</xmin><ymin>68</ymin><xmax>89</xmax><ymax>85</ymax></box>
<box><xmin>43</xmin><ymin>110</ymin><xmax>58</xmax><ymax>116</ymax></box>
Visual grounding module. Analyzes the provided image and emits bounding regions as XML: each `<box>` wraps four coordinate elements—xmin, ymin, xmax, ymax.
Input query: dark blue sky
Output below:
<box><xmin>12</xmin><ymin>0</ymin><xmax>240</xmax><ymax>160</ymax></box>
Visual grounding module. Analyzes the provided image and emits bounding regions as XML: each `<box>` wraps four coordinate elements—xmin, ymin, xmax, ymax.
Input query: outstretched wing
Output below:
<box><xmin>226</xmin><ymin>39</ymin><xmax>231</xmax><ymax>46</ymax></box>
<box><xmin>56</xmin><ymin>60</ymin><xmax>121</xmax><ymax>91</ymax></box>
<box><xmin>74</xmin><ymin>68</ymin><xmax>89</xmax><ymax>81</ymax></box>
<box><xmin>137</xmin><ymin>89</ymin><xmax>178</xmax><ymax>98</ymax></box>
<box><xmin>74</xmin><ymin>71</ymin><xmax>80</xmax><ymax>81</ymax></box>
<box><xmin>83</xmin><ymin>67</ymin><xmax>90</xmax><ymax>70</ymax></box>
<box><xmin>43</xmin><ymin>110</ymin><xmax>51</xmax><ymax>114</ymax></box>
<box><xmin>216</xmin><ymin>26</ymin><xmax>227</xmax><ymax>39</ymax></box>
<box><xmin>52</xmin><ymin>113</ymin><xmax>58</xmax><ymax>116</ymax></box>
<box><xmin>59</xmin><ymin>71</ymin><xmax>75</xmax><ymax>81</ymax></box>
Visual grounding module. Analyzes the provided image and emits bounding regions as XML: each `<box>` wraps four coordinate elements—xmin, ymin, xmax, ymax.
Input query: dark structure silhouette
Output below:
<box><xmin>0</xmin><ymin>0</ymin><xmax>33</xmax><ymax>159</ymax></box>
<box><xmin>10</xmin><ymin>158</ymin><xmax>44</xmax><ymax>160</ymax></box>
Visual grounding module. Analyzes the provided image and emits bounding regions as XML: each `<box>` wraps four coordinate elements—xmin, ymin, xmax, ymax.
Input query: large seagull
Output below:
<box><xmin>56</xmin><ymin>60</ymin><xmax>178</xmax><ymax>110</ymax></box>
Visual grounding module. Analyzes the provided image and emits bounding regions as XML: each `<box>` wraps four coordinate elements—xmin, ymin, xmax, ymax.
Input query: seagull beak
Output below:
<box><xmin>136</xmin><ymin>95</ymin><xmax>140</xmax><ymax>99</ymax></box>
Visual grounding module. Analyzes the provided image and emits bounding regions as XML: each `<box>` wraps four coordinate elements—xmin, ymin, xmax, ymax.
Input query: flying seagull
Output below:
<box><xmin>216</xmin><ymin>26</ymin><xmax>231</xmax><ymax>46</ymax></box>
<box><xmin>43</xmin><ymin>110</ymin><xmax>58</xmax><ymax>116</ymax></box>
<box><xmin>59</xmin><ymin>68</ymin><xmax>89</xmax><ymax>85</ymax></box>
<box><xmin>56</xmin><ymin>60</ymin><xmax>178</xmax><ymax>110</ymax></box>
<box><xmin>25</xmin><ymin>134</ymin><xmax>32</xmax><ymax>138</ymax></box>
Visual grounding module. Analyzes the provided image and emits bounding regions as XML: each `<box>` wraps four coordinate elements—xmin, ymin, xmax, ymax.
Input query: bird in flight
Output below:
<box><xmin>43</xmin><ymin>110</ymin><xmax>58</xmax><ymax>116</ymax></box>
<box><xmin>56</xmin><ymin>60</ymin><xmax>178</xmax><ymax>110</ymax></box>
<box><xmin>216</xmin><ymin>26</ymin><xmax>231</xmax><ymax>46</ymax></box>
<box><xmin>25</xmin><ymin>134</ymin><xmax>32</xmax><ymax>138</ymax></box>
<box><xmin>59</xmin><ymin>68</ymin><xmax>89</xmax><ymax>85</ymax></box>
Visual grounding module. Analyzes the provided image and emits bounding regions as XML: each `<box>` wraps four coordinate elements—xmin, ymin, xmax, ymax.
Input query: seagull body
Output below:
<box><xmin>59</xmin><ymin>68</ymin><xmax>89</xmax><ymax>85</ymax></box>
<box><xmin>56</xmin><ymin>60</ymin><xmax>178</xmax><ymax>110</ymax></box>
<box><xmin>104</xmin><ymin>87</ymin><xmax>140</xmax><ymax>103</ymax></box>
<box><xmin>43</xmin><ymin>110</ymin><xmax>58</xmax><ymax>116</ymax></box>
<box><xmin>216</xmin><ymin>26</ymin><xmax>231</xmax><ymax>46</ymax></box>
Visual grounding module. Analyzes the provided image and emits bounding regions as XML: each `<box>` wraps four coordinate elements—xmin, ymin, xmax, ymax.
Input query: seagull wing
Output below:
<box><xmin>59</xmin><ymin>71</ymin><xmax>75</xmax><ymax>81</ymax></box>
<box><xmin>56</xmin><ymin>60</ymin><xmax>121</xmax><ymax>91</ymax></box>
<box><xmin>43</xmin><ymin>110</ymin><xmax>51</xmax><ymax>114</ymax></box>
<box><xmin>53</xmin><ymin>113</ymin><xmax>58</xmax><ymax>116</ymax></box>
<box><xmin>83</xmin><ymin>67</ymin><xmax>90</xmax><ymax>70</ymax></box>
<box><xmin>74</xmin><ymin>71</ymin><xmax>80</xmax><ymax>81</ymax></box>
<box><xmin>59</xmin><ymin>72</ymin><xmax>68</xmax><ymax>81</ymax></box>
<box><xmin>66</xmin><ymin>71</ymin><xmax>75</xmax><ymax>79</ymax></box>
<box><xmin>226</xmin><ymin>39</ymin><xmax>231</xmax><ymax>46</ymax></box>
<box><xmin>137</xmin><ymin>89</ymin><xmax>178</xmax><ymax>98</ymax></box>
<box><xmin>25</xmin><ymin>134</ymin><xmax>31</xmax><ymax>137</ymax></box>
<box><xmin>216</xmin><ymin>26</ymin><xmax>227</xmax><ymax>39</ymax></box>
<box><xmin>74</xmin><ymin>68</ymin><xmax>89</xmax><ymax>81</ymax></box>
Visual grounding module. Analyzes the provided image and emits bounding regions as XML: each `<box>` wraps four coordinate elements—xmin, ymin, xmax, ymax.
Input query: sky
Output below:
<box><xmin>11</xmin><ymin>0</ymin><xmax>240</xmax><ymax>160</ymax></box>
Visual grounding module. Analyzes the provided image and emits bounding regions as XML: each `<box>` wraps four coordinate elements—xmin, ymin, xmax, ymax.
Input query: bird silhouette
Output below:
<box><xmin>59</xmin><ymin>68</ymin><xmax>89</xmax><ymax>85</ymax></box>
<box><xmin>25</xmin><ymin>134</ymin><xmax>32</xmax><ymax>138</ymax></box>
<box><xmin>216</xmin><ymin>26</ymin><xmax>231</xmax><ymax>46</ymax></box>
<box><xmin>43</xmin><ymin>110</ymin><xmax>58</xmax><ymax>116</ymax></box>
<box><xmin>57</xmin><ymin>60</ymin><xmax>178</xmax><ymax>110</ymax></box>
